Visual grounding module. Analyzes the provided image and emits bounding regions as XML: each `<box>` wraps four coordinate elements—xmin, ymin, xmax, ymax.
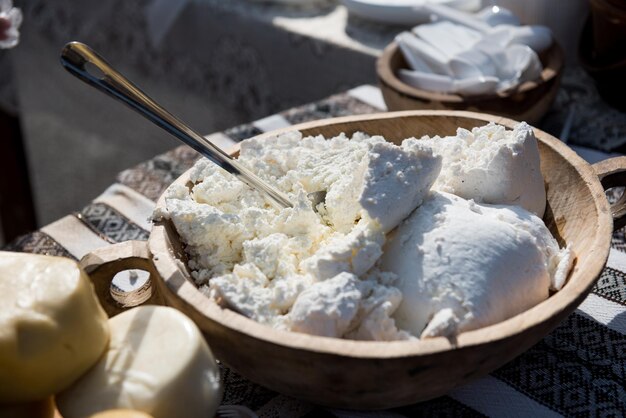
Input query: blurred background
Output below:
<box><xmin>1</xmin><ymin>0</ymin><xmax>624</xmax><ymax>245</ymax></box>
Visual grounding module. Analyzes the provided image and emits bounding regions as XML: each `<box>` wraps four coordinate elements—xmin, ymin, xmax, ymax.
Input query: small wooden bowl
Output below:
<box><xmin>376</xmin><ymin>42</ymin><xmax>565</xmax><ymax>125</ymax></box>
<box><xmin>82</xmin><ymin>111</ymin><xmax>626</xmax><ymax>410</ymax></box>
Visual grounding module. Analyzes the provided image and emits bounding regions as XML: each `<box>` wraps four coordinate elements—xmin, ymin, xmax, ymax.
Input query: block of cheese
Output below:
<box><xmin>0</xmin><ymin>252</ymin><xmax>110</xmax><ymax>403</ymax></box>
<box><xmin>56</xmin><ymin>306</ymin><xmax>222</xmax><ymax>418</ymax></box>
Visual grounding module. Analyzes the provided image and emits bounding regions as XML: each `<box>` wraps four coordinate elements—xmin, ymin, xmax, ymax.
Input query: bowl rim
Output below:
<box><xmin>150</xmin><ymin>110</ymin><xmax>612</xmax><ymax>360</ymax></box>
<box><xmin>376</xmin><ymin>41</ymin><xmax>565</xmax><ymax>104</ymax></box>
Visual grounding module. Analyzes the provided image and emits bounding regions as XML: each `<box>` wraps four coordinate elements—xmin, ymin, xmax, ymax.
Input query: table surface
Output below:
<box><xmin>5</xmin><ymin>84</ymin><xmax>626</xmax><ymax>417</ymax></box>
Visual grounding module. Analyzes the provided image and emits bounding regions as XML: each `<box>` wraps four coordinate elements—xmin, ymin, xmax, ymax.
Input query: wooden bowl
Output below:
<box><xmin>82</xmin><ymin>111</ymin><xmax>626</xmax><ymax>410</ymax></box>
<box><xmin>376</xmin><ymin>42</ymin><xmax>565</xmax><ymax>125</ymax></box>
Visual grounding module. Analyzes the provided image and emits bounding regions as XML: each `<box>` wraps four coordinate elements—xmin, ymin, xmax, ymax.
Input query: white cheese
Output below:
<box><xmin>0</xmin><ymin>252</ymin><xmax>109</xmax><ymax>403</ymax></box>
<box><xmin>159</xmin><ymin>131</ymin><xmax>441</xmax><ymax>339</ymax></box>
<box><xmin>158</xmin><ymin>123</ymin><xmax>571</xmax><ymax>341</ymax></box>
<box><xmin>406</xmin><ymin>122</ymin><xmax>547</xmax><ymax>217</ymax></box>
<box><xmin>55</xmin><ymin>306</ymin><xmax>221</xmax><ymax>418</ymax></box>
<box><xmin>380</xmin><ymin>192</ymin><xmax>572</xmax><ymax>338</ymax></box>
<box><xmin>288</xmin><ymin>272</ymin><xmax>362</xmax><ymax>337</ymax></box>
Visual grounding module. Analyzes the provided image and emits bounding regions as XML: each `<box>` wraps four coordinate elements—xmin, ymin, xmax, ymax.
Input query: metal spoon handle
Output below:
<box><xmin>60</xmin><ymin>41</ymin><xmax>293</xmax><ymax>209</ymax></box>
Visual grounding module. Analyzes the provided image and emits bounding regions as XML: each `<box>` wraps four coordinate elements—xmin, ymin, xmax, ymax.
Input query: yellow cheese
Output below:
<box><xmin>56</xmin><ymin>306</ymin><xmax>222</xmax><ymax>418</ymax></box>
<box><xmin>0</xmin><ymin>252</ymin><xmax>110</xmax><ymax>403</ymax></box>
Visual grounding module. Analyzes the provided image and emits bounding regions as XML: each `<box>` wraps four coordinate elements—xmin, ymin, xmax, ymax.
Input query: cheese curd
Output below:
<box><xmin>158</xmin><ymin>131</ymin><xmax>441</xmax><ymax>339</ymax></box>
<box><xmin>157</xmin><ymin>124</ymin><xmax>573</xmax><ymax>341</ymax></box>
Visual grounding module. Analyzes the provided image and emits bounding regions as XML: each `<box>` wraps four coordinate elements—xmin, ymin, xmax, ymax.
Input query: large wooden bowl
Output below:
<box><xmin>82</xmin><ymin>111</ymin><xmax>626</xmax><ymax>410</ymax></box>
<box><xmin>377</xmin><ymin>42</ymin><xmax>565</xmax><ymax>125</ymax></box>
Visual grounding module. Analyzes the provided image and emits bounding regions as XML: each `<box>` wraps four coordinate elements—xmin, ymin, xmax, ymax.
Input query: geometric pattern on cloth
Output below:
<box><xmin>392</xmin><ymin>395</ymin><xmax>486</xmax><ymax>417</ymax></box>
<box><xmin>116</xmin><ymin>145</ymin><xmax>200</xmax><ymax>201</ymax></box>
<box><xmin>76</xmin><ymin>202</ymin><xmax>149</xmax><ymax>244</ymax></box>
<box><xmin>2</xmin><ymin>230</ymin><xmax>75</xmax><ymax>260</ymax></box>
<box><xmin>224</xmin><ymin>123</ymin><xmax>263</xmax><ymax>142</ymax></box>
<box><xmin>613</xmin><ymin>229</ymin><xmax>626</xmax><ymax>254</ymax></box>
<box><xmin>544</xmin><ymin>313</ymin><xmax>626</xmax><ymax>381</ymax></box>
<box><xmin>593</xmin><ymin>267</ymin><xmax>626</xmax><ymax>305</ymax></box>
<box><xmin>607</xmin><ymin>189</ymin><xmax>626</xmax><ymax>253</ymax></box>
<box><xmin>281</xmin><ymin>93</ymin><xmax>381</xmax><ymax>125</ymax></box>
<box><xmin>492</xmin><ymin>312</ymin><xmax>626</xmax><ymax>416</ymax></box>
<box><xmin>257</xmin><ymin>395</ymin><xmax>315</xmax><ymax>417</ymax></box>
<box><xmin>219</xmin><ymin>364</ymin><xmax>279</xmax><ymax>412</ymax></box>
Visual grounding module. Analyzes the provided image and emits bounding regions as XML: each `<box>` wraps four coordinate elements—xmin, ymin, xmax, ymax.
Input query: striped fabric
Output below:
<box><xmin>5</xmin><ymin>86</ymin><xmax>626</xmax><ymax>417</ymax></box>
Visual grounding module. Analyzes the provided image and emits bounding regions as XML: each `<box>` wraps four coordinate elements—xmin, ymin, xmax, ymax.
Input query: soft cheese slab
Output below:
<box><xmin>381</xmin><ymin>192</ymin><xmax>572</xmax><ymax>338</ymax></box>
<box><xmin>56</xmin><ymin>306</ymin><xmax>222</xmax><ymax>418</ymax></box>
<box><xmin>0</xmin><ymin>252</ymin><xmax>109</xmax><ymax>403</ymax></box>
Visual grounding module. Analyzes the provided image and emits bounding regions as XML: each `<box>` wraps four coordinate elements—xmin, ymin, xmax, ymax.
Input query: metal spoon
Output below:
<box><xmin>60</xmin><ymin>42</ymin><xmax>324</xmax><ymax>212</ymax></box>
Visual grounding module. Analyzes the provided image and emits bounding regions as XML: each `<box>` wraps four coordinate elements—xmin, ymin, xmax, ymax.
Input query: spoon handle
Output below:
<box><xmin>60</xmin><ymin>41</ymin><xmax>293</xmax><ymax>209</ymax></box>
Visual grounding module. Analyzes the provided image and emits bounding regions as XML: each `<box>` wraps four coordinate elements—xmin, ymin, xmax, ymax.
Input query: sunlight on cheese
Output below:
<box><xmin>0</xmin><ymin>252</ymin><xmax>110</xmax><ymax>403</ymax></box>
<box><xmin>56</xmin><ymin>306</ymin><xmax>222</xmax><ymax>418</ymax></box>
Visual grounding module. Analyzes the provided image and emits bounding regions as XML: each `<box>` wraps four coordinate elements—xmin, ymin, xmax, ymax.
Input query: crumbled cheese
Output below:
<box><xmin>161</xmin><ymin>131</ymin><xmax>441</xmax><ymax>340</ymax></box>
<box><xmin>158</xmin><ymin>123</ymin><xmax>573</xmax><ymax>341</ymax></box>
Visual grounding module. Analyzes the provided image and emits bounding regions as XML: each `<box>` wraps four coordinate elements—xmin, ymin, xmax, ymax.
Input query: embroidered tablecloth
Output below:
<box><xmin>5</xmin><ymin>85</ymin><xmax>626</xmax><ymax>417</ymax></box>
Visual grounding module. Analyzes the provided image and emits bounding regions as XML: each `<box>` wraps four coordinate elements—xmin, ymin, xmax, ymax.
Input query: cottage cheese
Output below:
<box><xmin>158</xmin><ymin>123</ymin><xmax>572</xmax><ymax>341</ymax></box>
<box><xmin>405</xmin><ymin>122</ymin><xmax>547</xmax><ymax>216</ymax></box>
<box><xmin>159</xmin><ymin>131</ymin><xmax>441</xmax><ymax>339</ymax></box>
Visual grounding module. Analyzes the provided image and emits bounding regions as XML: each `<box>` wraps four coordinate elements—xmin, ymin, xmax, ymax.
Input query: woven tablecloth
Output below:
<box><xmin>5</xmin><ymin>85</ymin><xmax>626</xmax><ymax>417</ymax></box>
